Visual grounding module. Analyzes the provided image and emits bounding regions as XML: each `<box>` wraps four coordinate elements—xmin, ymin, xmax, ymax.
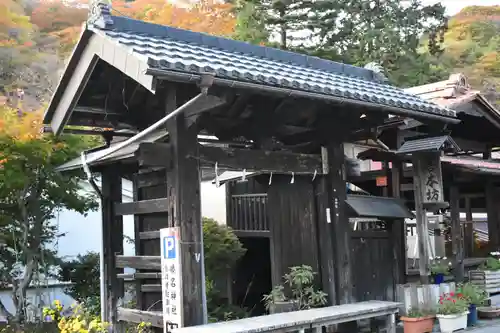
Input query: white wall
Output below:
<box><xmin>200</xmin><ymin>182</ymin><xmax>227</xmax><ymax>224</ymax></box>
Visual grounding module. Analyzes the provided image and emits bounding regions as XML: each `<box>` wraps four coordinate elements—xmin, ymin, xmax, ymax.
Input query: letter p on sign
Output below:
<box><xmin>163</xmin><ymin>235</ymin><xmax>176</xmax><ymax>259</ymax></box>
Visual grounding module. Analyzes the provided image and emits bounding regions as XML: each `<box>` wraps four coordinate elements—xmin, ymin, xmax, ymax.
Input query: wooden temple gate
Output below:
<box><xmin>223</xmin><ymin>173</ymin><xmax>412</xmax><ymax>305</ymax></box>
<box><xmin>42</xmin><ymin>1</ymin><xmax>461</xmax><ymax>331</ymax></box>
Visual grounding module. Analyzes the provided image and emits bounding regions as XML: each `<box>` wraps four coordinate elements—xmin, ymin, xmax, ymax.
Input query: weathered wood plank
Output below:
<box><xmin>117</xmin><ymin>308</ymin><xmax>162</xmax><ymax>328</ymax></box>
<box><xmin>166</xmin><ymin>83</ymin><xmax>205</xmax><ymax>326</ymax></box>
<box><xmin>169</xmin><ymin>301</ymin><xmax>401</xmax><ymax>333</ymax></box>
<box><xmin>141</xmin><ymin>284</ymin><xmax>162</xmax><ymax>293</ymax></box>
<box><xmin>115</xmin><ymin>198</ymin><xmax>169</xmax><ymax>215</ymax></box>
<box><xmin>197</xmin><ymin>145</ymin><xmax>323</xmax><ymax>174</ymax></box>
<box><xmin>101</xmin><ymin>167</ymin><xmax>124</xmax><ymax>326</ymax></box>
<box><xmin>136</xmin><ymin>143</ymin><xmax>173</xmax><ymax>168</ymax></box>
<box><xmin>136</xmin><ymin>169</ymin><xmax>167</xmax><ymax>188</ymax></box>
<box><xmin>139</xmin><ymin>230</ymin><xmax>160</xmax><ymax>240</ymax></box>
<box><xmin>115</xmin><ymin>255</ymin><xmax>160</xmax><ymax>270</ymax></box>
<box><xmin>268</xmin><ymin>175</ymin><xmax>319</xmax><ymax>288</ymax></box>
<box><xmin>389</xmin><ymin>159</ymin><xmax>406</xmax><ymax>286</ymax></box>
<box><xmin>117</xmin><ymin>272</ymin><xmax>162</xmax><ymax>280</ymax></box>
<box><xmin>328</xmin><ymin>143</ymin><xmax>353</xmax><ymax>305</ymax></box>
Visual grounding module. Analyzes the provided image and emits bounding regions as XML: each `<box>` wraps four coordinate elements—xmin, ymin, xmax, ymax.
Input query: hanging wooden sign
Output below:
<box><xmin>414</xmin><ymin>153</ymin><xmax>447</xmax><ymax>209</ymax></box>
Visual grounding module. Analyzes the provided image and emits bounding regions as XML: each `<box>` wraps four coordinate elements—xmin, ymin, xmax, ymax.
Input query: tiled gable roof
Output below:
<box><xmin>89</xmin><ymin>15</ymin><xmax>456</xmax><ymax>119</ymax></box>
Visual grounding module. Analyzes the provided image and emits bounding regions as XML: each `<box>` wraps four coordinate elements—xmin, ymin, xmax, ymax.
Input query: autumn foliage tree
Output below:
<box><xmin>0</xmin><ymin>107</ymin><xmax>98</xmax><ymax>323</ymax></box>
<box><xmin>29</xmin><ymin>0</ymin><xmax>236</xmax><ymax>56</ymax></box>
<box><xmin>440</xmin><ymin>6</ymin><xmax>500</xmax><ymax>105</ymax></box>
<box><xmin>103</xmin><ymin>0</ymin><xmax>236</xmax><ymax>37</ymax></box>
<box><xmin>0</xmin><ymin>0</ymin><xmax>236</xmax><ymax>110</ymax></box>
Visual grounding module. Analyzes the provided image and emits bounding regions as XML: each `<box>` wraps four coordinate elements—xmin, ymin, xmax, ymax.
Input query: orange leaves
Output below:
<box><xmin>113</xmin><ymin>0</ymin><xmax>237</xmax><ymax>37</ymax></box>
<box><xmin>30</xmin><ymin>0</ymin><xmax>87</xmax><ymax>33</ymax></box>
<box><xmin>158</xmin><ymin>0</ymin><xmax>236</xmax><ymax>37</ymax></box>
<box><xmin>0</xmin><ymin>106</ymin><xmax>44</xmax><ymax>142</ymax></box>
<box><xmin>27</xmin><ymin>0</ymin><xmax>236</xmax><ymax>58</ymax></box>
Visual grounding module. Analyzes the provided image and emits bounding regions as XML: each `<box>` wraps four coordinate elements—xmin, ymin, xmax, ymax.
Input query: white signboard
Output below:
<box><xmin>160</xmin><ymin>227</ymin><xmax>183</xmax><ymax>332</ymax></box>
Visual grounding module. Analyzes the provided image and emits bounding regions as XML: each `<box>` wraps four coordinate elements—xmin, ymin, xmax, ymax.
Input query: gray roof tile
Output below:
<box><xmin>89</xmin><ymin>16</ymin><xmax>456</xmax><ymax>119</ymax></box>
<box><xmin>396</xmin><ymin>135</ymin><xmax>461</xmax><ymax>155</ymax></box>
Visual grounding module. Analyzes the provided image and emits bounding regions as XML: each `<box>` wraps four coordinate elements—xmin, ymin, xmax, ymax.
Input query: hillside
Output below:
<box><xmin>439</xmin><ymin>6</ymin><xmax>500</xmax><ymax>104</ymax></box>
<box><xmin>0</xmin><ymin>0</ymin><xmax>235</xmax><ymax>110</ymax></box>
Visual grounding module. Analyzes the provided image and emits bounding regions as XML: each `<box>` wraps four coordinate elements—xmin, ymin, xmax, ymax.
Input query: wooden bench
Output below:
<box><xmin>172</xmin><ymin>300</ymin><xmax>401</xmax><ymax>333</ymax></box>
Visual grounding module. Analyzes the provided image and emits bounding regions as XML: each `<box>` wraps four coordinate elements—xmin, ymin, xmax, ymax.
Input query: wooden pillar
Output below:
<box><xmin>412</xmin><ymin>158</ymin><xmax>430</xmax><ymax>284</ymax></box>
<box><xmin>326</xmin><ymin>143</ymin><xmax>357</xmax><ymax>333</ymax></box>
<box><xmin>327</xmin><ymin>143</ymin><xmax>353</xmax><ymax>304</ymax></box>
<box><xmin>164</xmin><ymin>85</ymin><xmax>204</xmax><ymax>327</ymax></box>
<box><xmin>450</xmin><ymin>185</ymin><xmax>464</xmax><ymax>282</ymax></box>
<box><xmin>101</xmin><ymin>167</ymin><xmax>124</xmax><ymax>327</ymax></box>
<box><xmin>388</xmin><ymin>161</ymin><xmax>406</xmax><ymax>286</ymax></box>
<box><xmin>486</xmin><ymin>183</ymin><xmax>499</xmax><ymax>251</ymax></box>
<box><xmin>132</xmin><ymin>176</ymin><xmax>143</xmax><ymax>310</ymax></box>
<box><xmin>464</xmin><ymin>197</ymin><xmax>474</xmax><ymax>256</ymax></box>
<box><xmin>314</xmin><ymin>171</ymin><xmax>336</xmax><ymax>305</ymax></box>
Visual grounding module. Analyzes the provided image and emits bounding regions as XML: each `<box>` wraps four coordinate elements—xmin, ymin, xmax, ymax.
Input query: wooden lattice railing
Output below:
<box><xmin>228</xmin><ymin>193</ymin><xmax>269</xmax><ymax>231</ymax></box>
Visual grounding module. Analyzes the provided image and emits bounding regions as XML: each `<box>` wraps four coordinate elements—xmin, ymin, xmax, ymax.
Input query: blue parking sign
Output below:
<box><xmin>163</xmin><ymin>235</ymin><xmax>176</xmax><ymax>259</ymax></box>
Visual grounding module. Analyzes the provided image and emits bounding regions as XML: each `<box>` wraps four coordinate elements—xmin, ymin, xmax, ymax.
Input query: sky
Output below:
<box><xmin>423</xmin><ymin>0</ymin><xmax>500</xmax><ymax>15</ymax></box>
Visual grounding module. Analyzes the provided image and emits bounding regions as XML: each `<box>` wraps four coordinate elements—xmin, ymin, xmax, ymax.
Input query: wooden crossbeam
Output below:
<box><xmin>139</xmin><ymin>230</ymin><xmax>160</xmax><ymax>240</ymax></box>
<box><xmin>136</xmin><ymin>143</ymin><xmax>173</xmax><ymax>168</ymax></box>
<box><xmin>115</xmin><ymin>198</ymin><xmax>169</xmax><ymax>216</ymax></box>
<box><xmin>137</xmin><ymin>142</ymin><xmax>325</xmax><ymax>174</ymax></box>
<box><xmin>117</xmin><ymin>272</ymin><xmax>161</xmax><ymax>280</ymax></box>
<box><xmin>141</xmin><ymin>284</ymin><xmax>162</xmax><ymax>293</ymax></box>
<box><xmin>115</xmin><ymin>255</ymin><xmax>160</xmax><ymax>270</ymax></box>
<box><xmin>117</xmin><ymin>308</ymin><xmax>162</xmax><ymax>328</ymax></box>
<box><xmin>196</xmin><ymin>145</ymin><xmax>323</xmax><ymax>174</ymax></box>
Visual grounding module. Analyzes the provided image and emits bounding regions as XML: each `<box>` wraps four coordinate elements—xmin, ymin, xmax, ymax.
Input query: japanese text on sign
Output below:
<box><xmin>160</xmin><ymin>227</ymin><xmax>183</xmax><ymax>332</ymax></box>
<box><xmin>420</xmin><ymin>154</ymin><xmax>443</xmax><ymax>204</ymax></box>
<box><xmin>425</xmin><ymin>164</ymin><xmax>439</xmax><ymax>201</ymax></box>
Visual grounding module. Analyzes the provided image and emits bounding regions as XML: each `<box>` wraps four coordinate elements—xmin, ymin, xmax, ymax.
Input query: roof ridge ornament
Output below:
<box><xmin>88</xmin><ymin>0</ymin><xmax>114</xmax><ymax>30</ymax></box>
<box><xmin>448</xmin><ymin>73</ymin><xmax>470</xmax><ymax>94</ymax></box>
<box><xmin>364</xmin><ymin>62</ymin><xmax>389</xmax><ymax>83</ymax></box>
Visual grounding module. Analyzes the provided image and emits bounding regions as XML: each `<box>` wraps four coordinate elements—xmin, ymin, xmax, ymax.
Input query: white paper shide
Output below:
<box><xmin>160</xmin><ymin>227</ymin><xmax>183</xmax><ymax>332</ymax></box>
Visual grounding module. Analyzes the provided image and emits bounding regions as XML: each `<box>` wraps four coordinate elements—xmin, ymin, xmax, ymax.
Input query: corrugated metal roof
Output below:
<box><xmin>396</xmin><ymin>136</ymin><xmax>460</xmax><ymax>155</ymax></box>
<box><xmin>346</xmin><ymin>195</ymin><xmax>414</xmax><ymax>219</ymax></box>
<box><xmin>85</xmin><ymin>14</ymin><xmax>455</xmax><ymax>119</ymax></box>
<box><xmin>56</xmin><ymin>129</ymin><xmax>168</xmax><ymax>171</ymax></box>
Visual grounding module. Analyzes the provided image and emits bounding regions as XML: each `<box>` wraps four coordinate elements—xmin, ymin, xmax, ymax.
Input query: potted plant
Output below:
<box><xmin>479</xmin><ymin>256</ymin><xmax>500</xmax><ymax>271</ymax></box>
<box><xmin>262</xmin><ymin>265</ymin><xmax>327</xmax><ymax>314</ymax></box>
<box><xmin>470</xmin><ymin>256</ymin><xmax>500</xmax><ymax>296</ymax></box>
<box><xmin>436</xmin><ymin>292</ymin><xmax>469</xmax><ymax>333</ymax></box>
<box><xmin>400</xmin><ymin>308</ymin><xmax>435</xmax><ymax>333</ymax></box>
<box><xmin>457</xmin><ymin>282</ymin><xmax>488</xmax><ymax>327</ymax></box>
<box><xmin>430</xmin><ymin>257</ymin><xmax>451</xmax><ymax>284</ymax></box>
<box><xmin>262</xmin><ymin>285</ymin><xmax>297</xmax><ymax>313</ymax></box>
